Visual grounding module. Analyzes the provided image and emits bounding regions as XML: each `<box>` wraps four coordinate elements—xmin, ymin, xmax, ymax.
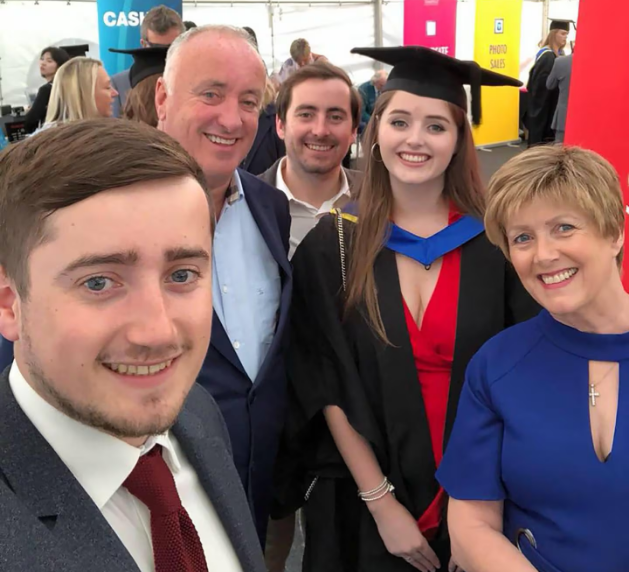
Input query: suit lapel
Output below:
<box><xmin>245</xmin><ymin>114</ymin><xmax>273</xmax><ymax>168</ymax></box>
<box><xmin>241</xmin><ymin>172</ymin><xmax>291</xmax><ymax>277</ymax></box>
<box><xmin>0</xmin><ymin>370</ymin><xmax>139</xmax><ymax>572</ymax></box>
<box><xmin>173</xmin><ymin>401</ymin><xmax>262</xmax><ymax>571</ymax></box>
<box><xmin>210</xmin><ymin>311</ymin><xmax>248</xmax><ymax>379</ymax></box>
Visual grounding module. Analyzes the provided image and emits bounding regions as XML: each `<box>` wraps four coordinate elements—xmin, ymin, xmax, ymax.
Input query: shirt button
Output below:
<box><xmin>233</xmin><ymin>341</ymin><xmax>240</xmax><ymax>349</ymax></box>
<box><xmin>222</xmin><ymin>286</ymin><xmax>229</xmax><ymax>293</ymax></box>
<box><xmin>257</xmin><ymin>288</ymin><xmax>264</xmax><ymax>295</ymax></box>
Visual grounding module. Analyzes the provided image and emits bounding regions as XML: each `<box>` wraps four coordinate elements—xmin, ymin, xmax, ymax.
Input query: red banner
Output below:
<box><xmin>565</xmin><ymin>0</ymin><xmax>629</xmax><ymax>285</ymax></box>
<box><xmin>404</xmin><ymin>0</ymin><xmax>458</xmax><ymax>57</ymax></box>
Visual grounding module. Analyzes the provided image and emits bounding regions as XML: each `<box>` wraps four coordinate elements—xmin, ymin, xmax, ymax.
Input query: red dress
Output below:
<box><xmin>402</xmin><ymin>212</ymin><xmax>461</xmax><ymax>540</ymax></box>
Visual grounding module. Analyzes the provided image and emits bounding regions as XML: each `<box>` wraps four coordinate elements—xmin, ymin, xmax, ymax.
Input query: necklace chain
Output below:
<box><xmin>589</xmin><ymin>364</ymin><xmax>617</xmax><ymax>407</ymax></box>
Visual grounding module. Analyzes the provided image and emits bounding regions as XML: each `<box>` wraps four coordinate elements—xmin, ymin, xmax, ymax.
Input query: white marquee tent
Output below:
<box><xmin>0</xmin><ymin>0</ymin><xmax>579</xmax><ymax>107</ymax></box>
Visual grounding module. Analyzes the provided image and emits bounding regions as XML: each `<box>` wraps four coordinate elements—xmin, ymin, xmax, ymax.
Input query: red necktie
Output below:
<box><xmin>123</xmin><ymin>445</ymin><xmax>209</xmax><ymax>572</ymax></box>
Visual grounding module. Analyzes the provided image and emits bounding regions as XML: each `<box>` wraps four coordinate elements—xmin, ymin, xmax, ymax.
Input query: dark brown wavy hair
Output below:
<box><xmin>346</xmin><ymin>91</ymin><xmax>485</xmax><ymax>341</ymax></box>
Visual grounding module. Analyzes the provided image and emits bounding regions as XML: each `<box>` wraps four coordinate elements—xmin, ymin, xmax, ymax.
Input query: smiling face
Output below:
<box><xmin>377</xmin><ymin>91</ymin><xmax>458</xmax><ymax>190</ymax></box>
<box><xmin>277</xmin><ymin>78</ymin><xmax>356</xmax><ymax>176</ymax></box>
<box><xmin>156</xmin><ymin>32</ymin><xmax>266</xmax><ymax>189</ymax></box>
<box><xmin>506</xmin><ymin>197</ymin><xmax>623</xmax><ymax>321</ymax></box>
<box><xmin>5</xmin><ymin>176</ymin><xmax>213</xmax><ymax>445</ymax></box>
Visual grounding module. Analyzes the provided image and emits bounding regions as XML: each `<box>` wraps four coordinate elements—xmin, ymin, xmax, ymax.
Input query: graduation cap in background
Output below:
<box><xmin>549</xmin><ymin>19</ymin><xmax>576</xmax><ymax>32</ymax></box>
<box><xmin>109</xmin><ymin>47</ymin><xmax>168</xmax><ymax>88</ymax></box>
<box><xmin>59</xmin><ymin>44</ymin><xmax>90</xmax><ymax>59</ymax></box>
<box><xmin>350</xmin><ymin>46</ymin><xmax>522</xmax><ymax>126</ymax></box>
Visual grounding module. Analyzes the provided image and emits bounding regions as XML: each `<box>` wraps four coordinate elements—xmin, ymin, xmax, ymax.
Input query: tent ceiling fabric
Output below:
<box><xmin>0</xmin><ymin>0</ymin><xmax>579</xmax><ymax>107</ymax></box>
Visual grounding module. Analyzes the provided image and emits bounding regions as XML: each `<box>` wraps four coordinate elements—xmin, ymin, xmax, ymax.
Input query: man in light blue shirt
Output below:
<box><xmin>156</xmin><ymin>24</ymin><xmax>292</xmax><ymax>543</ymax></box>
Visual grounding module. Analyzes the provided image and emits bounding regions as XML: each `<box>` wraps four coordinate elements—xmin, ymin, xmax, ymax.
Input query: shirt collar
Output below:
<box><xmin>275</xmin><ymin>157</ymin><xmax>350</xmax><ymax>213</ymax></box>
<box><xmin>8</xmin><ymin>361</ymin><xmax>182</xmax><ymax>510</ymax></box>
<box><xmin>225</xmin><ymin>170</ymin><xmax>244</xmax><ymax>207</ymax></box>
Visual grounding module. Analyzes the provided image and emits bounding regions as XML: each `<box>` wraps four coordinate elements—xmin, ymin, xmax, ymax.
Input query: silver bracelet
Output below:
<box><xmin>358</xmin><ymin>477</ymin><xmax>388</xmax><ymax>498</ymax></box>
<box><xmin>362</xmin><ymin>481</ymin><xmax>395</xmax><ymax>502</ymax></box>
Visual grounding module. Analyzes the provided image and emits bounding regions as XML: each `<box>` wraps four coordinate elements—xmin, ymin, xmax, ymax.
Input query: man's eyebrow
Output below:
<box><xmin>59</xmin><ymin>251</ymin><xmax>139</xmax><ymax>276</ymax></box>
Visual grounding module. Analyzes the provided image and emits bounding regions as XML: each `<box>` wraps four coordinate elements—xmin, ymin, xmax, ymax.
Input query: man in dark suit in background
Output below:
<box><xmin>0</xmin><ymin>119</ymin><xmax>265</xmax><ymax>571</ymax></box>
<box><xmin>156</xmin><ymin>24</ymin><xmax>292</xmax><ymax>544</ymax></box>
<box><xmin>111</xmin><ymin>5</ymin><xmax>185</xmax><ymax>117</ymax></box>
<box><xmin>358</xmin><ymin>69</ymin><xmax>387</xmax><ymax>132</ymax></box>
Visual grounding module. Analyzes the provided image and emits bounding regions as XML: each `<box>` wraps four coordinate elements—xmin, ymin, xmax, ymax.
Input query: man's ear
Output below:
<box><xmin>155</xmin><ymin>77</ymin><xmax>169</xmax><ymax>124</ymax></box>
<box><xmin>276</xmin><ymin>115</ymin><xmax>286</xmax><ymax>141</ymax></box>
<box><xmin>0</xmin><ymin>268</ymin><xmax>20</xmax><ymax>342</ymax></box>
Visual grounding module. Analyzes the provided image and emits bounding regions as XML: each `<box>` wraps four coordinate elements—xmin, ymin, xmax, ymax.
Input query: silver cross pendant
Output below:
<box><xmin>589</xmin><ymin>384</ymin><xmax>600</xmax><ymax>407</ymax></box>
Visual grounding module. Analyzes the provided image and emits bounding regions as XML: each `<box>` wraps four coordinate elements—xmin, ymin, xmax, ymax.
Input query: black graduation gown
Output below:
<box><xmin>273</xmin><ymin>215</ymin><xmax>540</xmax><ymax>572</ymax></box>
<box><xmin>525</xmin><ymin>50</ymin><xmax>559</xmax><ymax>147</ymax></box>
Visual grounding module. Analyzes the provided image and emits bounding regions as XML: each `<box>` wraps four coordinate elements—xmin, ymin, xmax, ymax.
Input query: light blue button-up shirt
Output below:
<box><xmin>212</xmin><ymin>171</ymin><xmax>281</xmax><ymax>382</ymax></box>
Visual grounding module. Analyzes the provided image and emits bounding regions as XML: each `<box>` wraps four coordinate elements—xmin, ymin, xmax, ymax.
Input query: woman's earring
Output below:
<box><xmin>371</xmin><ymin>143</ymin><xmax>383</xmax><ymax>163</ymax></box>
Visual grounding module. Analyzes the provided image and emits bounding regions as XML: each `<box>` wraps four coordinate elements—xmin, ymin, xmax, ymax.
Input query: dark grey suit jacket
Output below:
<box><xmin>0</xmin><ymin>368</ymin><xmax>266</xmax><ymax>572</ymax></box>
<box><xmin>546</xmin><ymin>54</ymin><xmax>573</xmax><ymax>132</ymax></box>
<box><xmin>258</xmin><ymin>158</ymin><xmax>362</xmax><ymax>195</ymax></box>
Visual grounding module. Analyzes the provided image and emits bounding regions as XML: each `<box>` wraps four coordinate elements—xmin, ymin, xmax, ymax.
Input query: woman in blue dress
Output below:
<box><xmin>437</xmin><ymin>145</ymin><xmax>629</xmax><ymax>572</ymax></box>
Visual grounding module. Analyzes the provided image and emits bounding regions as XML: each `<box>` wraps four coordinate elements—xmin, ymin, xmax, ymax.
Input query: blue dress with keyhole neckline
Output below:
<box><xmin>437</xmin><ymin>310</ymin><xmax>629</xmax><ymax>572</ymax></box>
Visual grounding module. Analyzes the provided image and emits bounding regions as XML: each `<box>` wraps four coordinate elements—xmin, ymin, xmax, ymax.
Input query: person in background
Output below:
<box><xmin>438</xmin><ymin>145</ymin><xmax>629</xmax><ymax>572</ymax></box>
<box><xmin>546</xmin><ymin>51</ymin><xmax>573</xmax><ymax>143</ymax></box>
<box><xmin>259</xmin><ymin>61</ymin><xmax>362</xmax><ymax>259</ymax></box>
<box><xmin>110</xmin><ymin>5</ymin><xmax>184</xmax><ymax>118</ymax></box>
<box><xmin>276</xmin><ymin>38</ymin><xmax>327</xmax><ymax>84</ymax></box>
<box><xmin>358</xmin><ymin>69</ymin><xmax>388</xmax><ymax>132</ymax></box>
<box><xmin>274</xmin><ymin>46</ymin><xmax>538</xmax><ymax>572</ymax></box>
<box><xmin>525</xmin><ymin>19</ymin><xmax>571</xmax><ymax>147</ymax></box>
<box><xmin>0</xmin><ymin>118</ymin><xmax>265</xmax><ymax>572</ymax></box>
<box><xmin>111</xmin><ymin>46</ymin><xmax>168</xmax><ymax>127</ymax></box>
<box><xmin>24</xmin><ymin>47</ymin><xmax>70</xmax><ymax>133</ymax></box>
<box><xmin>155</xmin><ymin>24</ymin><xmax>292</xmax><ymax>545</ymax></box>
<box><xmin>241</xmin><ymin>78</ymin><xmax>286</xmax><ymax>175</ymax></box>
<box><xmin>41</xmin><ymin>57</ymin><xmax>118</xmax><ymax>129</ymax></box>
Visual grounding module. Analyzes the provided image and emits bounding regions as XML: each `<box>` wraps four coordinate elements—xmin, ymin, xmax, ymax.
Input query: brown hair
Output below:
<box><xmin>0</xmin><ymin>119</ymin><xmax>213</xmax><ymax>298</ymax></box>
<box><xmin>141</xmin><ymin>5</ymin><xmax>185</xmax><ymax>41</ymax></box>
<box><xmin>276</xmin><ymin>60</ymin><xmax>362</xmax><ymax>130</ymax></box>
<box><xmin>346</xmin><ymin>91</ymin><xmax>484</xmax><ymax>341</ymax></box>
<box><xmin>123</xmin><ymin>73</ymin><xmax>161</xmax><ymax>127</ymax></box>
<box><xmin>485</xmin><ymin>145</ymin><xmax>624</xmax><ymax>267</ymax></box>
<box><xmin>540</xmin><ymin>29</ymin><xmax>566</xmax><ymax>55</ymax></box>
<box><xmin>290</xmin><ymin>38</ymin><xmax>311</xmax><ymax>62</ymax></box>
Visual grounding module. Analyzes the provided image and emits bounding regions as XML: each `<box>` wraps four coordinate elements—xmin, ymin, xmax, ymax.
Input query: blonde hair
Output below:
<box><xmin>262</xmin><ymin>77</ymin><xmax>277</xmax><ymax>109</ymax></box>
<box><xmin>46</xmin><ymin>57</ymin><xmax>103</xmax><ymax>123</ymax></box>
<box><xmin>485</xmin><ymin>145</ymin><xmax>624</xmax><ymax>266</ymax></box>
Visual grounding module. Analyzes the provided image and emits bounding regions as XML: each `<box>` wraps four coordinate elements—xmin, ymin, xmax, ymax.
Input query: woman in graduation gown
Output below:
<box><xmin>273</xmin><ymin>46</ymin><xmax>540</xmax><ymax>572</ymax></box>
<box><xmin>525</xmin><ymin>20</ymin><xmax>570</xmax><ymax>147</ymax></box>
<box><xmin>437</xmin><ymin>146</ymin><xmax>629</xmax><ymax>572</ymax></box>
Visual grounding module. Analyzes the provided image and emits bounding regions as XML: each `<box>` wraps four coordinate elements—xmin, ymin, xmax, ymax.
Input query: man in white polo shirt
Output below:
<box><xmin>259</xmin><ymin>60</ymin><xmax>362</xmax><ymax>259</ymax></box>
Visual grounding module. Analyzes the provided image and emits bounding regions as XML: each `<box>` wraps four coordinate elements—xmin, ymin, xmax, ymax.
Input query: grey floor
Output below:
<box><xmin>282</xmin><ymin>142</ymin><xmax>524</xmax><ymax>572</ymax></box>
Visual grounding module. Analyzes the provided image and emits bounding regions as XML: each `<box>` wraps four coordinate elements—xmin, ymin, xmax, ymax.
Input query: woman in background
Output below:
<box><xmin>42</xmin><ymin>57</ymin><xmax>117</xmax><ymax>130</ymax></box>
<box><xmin>24</xmin><ymin>46</ymin><xmax>70</xmax><ymax>133</ymax></box>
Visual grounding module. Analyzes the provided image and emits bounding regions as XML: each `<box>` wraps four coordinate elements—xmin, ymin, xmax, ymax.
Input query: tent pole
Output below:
<box><xmin>373</xmin><ymin>0</ymin><xmax>383</xmax><ymax>68</ymax></box>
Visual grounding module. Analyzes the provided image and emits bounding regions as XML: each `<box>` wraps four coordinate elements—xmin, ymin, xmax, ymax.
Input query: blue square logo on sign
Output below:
<box><xmin>495</xmin><ymin>18</ymin><xmax>504</xmax><ymax>34</ymax></box>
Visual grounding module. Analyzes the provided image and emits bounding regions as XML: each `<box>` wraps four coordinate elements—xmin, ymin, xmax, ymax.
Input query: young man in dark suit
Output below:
<box><xmin>156</xmin><ymin>25</ymin><xmax>292</xmax><ymax>544</ymax></box>
<box><xmin>0</xmin><ymin>119</ymin><xmax>265</xmax><ymax>571</ymax></box>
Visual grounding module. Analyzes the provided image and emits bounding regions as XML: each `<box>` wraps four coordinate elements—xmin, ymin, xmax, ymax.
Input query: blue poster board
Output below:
<box><xmin>97</xmin><ymin>0</ymin><xmax>182</xmax><ymax>75</ymax></box>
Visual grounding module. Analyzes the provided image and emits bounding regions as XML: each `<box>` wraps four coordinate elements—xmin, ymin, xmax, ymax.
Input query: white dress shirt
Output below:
<box><xmin>275</xmin><ymin>157</ymin><xmax>351</xmax><ymax>259</ymax></box>
<box><xmin>9</xmin><ymin>362</ymin><xmax>242</xmax><ymax>572</ymax></box>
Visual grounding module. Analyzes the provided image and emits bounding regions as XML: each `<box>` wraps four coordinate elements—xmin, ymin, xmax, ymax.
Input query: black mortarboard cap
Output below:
<box><xmin>59</xmin><ymin>44</ymin><xmax>90</xmax><ymax>59</ymax></box>
<box><xmin>351</xmin><ymin>46</ymin><xmax>522</xmax><ymax>126</ymax></box>
<box><xmin>109</xmin><ymin>47</ymin><xmax>168</xmax><ymax>88</ymax></box>
<box><xmin>549</xmin><ymin>19</ymin><xmax>575</xmax><ymax>32</ymax></box>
